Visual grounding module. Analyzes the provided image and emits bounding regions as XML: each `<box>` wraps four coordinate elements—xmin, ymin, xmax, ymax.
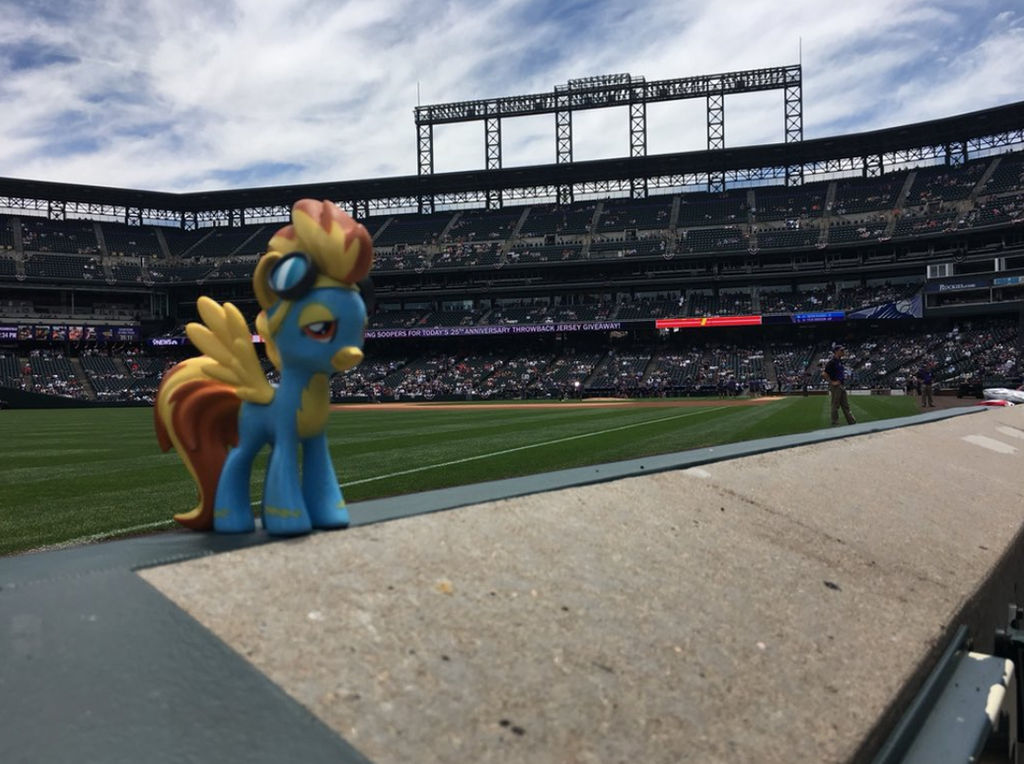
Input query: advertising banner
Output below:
<box><xmin>655</xmin><ymin>315</ymin><xmax>762</xmax><ymax>329</ymax></box>
<box><xmin>792</xmin><ymin>311</ymin><xmax>845</xmax><ymax>323</ymax></box>
<box><xmin>847</xmin><ymin>292</ymin><xmax>923</xmax><ymax>320</ymax></box>
<box><xmin>364</xmin><ymin>321</ymin><xmax>624</xmax><ymax>340</ymax></box>
<box><xmin>924</xmin><ymin>278</ymin><xmax>991</xmax><ymax>293</ymax></box>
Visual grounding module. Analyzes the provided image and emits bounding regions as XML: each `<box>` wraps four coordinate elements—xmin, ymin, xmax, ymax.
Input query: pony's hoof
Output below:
<box><xmin>261</xmin><ymin>506</ymin><xmax>313</xmax><ymax>536</ymax></box>
<box><xmin>311</xmin><ymin>503</ymin><xmax>350</xmax><ymax>530</ymax></box>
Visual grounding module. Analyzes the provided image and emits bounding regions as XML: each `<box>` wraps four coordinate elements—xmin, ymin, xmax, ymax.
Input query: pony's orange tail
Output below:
<box><xmin>155</xmin><ymin>358</ymin><xmax>240</xmax><ymax>530</ymax></box>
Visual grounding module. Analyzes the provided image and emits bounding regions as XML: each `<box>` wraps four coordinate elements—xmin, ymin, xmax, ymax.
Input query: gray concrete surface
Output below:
<box><xmin>140</xmin><ymin>406</ymin><xmax>1024</xmax><ymax>764</ymax></box>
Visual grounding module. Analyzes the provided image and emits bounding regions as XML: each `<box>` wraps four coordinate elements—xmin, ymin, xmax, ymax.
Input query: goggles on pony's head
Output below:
<box><xmin>268</xmin><ymin>251</ymin><xmax>319</xmax><ymax>301</ymax></box>
<box><xmin>267</xmin><ymin>250</ymin><xmax>376</xmax><ymax>313</ymax></box>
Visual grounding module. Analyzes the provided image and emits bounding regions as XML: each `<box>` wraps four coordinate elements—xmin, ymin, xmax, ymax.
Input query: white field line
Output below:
<box><xmin>37</xmin><ymin>407</ymin><xmax>731</xmax><ymax>548</ymax></box>
<box><xmin>341</xmin><ymin>406</ymin><xmax>729</xmax><ymax>487</ymax></box>
<box><xmin>30</xmin><ymin>519</ymin><xmax>176</xmax><ymax>552</ymax></box>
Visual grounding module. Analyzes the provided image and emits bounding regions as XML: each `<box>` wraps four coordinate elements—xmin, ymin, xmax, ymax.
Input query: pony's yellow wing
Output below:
<box><xmin>185</xmin><ymin>296</ymin><xmax>274</xmax><ymax>404</ymax></box>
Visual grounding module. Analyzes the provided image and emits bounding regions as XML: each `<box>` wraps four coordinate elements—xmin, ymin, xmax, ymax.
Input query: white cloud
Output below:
<box><xmin>0</xmin><ymin>0</ymin><xmax>1019</xmax><ymax>192</ymax></box>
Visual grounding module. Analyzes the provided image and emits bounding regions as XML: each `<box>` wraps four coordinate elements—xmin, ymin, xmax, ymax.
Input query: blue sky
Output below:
<box><xmin>0</xmin><ymin>0</ymin><xmax>1020</xmax><ymax>192</ymax></box>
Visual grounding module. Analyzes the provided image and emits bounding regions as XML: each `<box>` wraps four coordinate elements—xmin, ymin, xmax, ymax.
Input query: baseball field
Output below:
<box><xmin>0</xmin><ymin>394</ymin><xmax>926</xmax><ymax>557</ymax></box>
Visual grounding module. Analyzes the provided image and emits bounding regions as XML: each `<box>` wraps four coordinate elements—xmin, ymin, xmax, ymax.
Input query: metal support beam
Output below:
<box><xmin>784</xmin><ymin>80</ymin><xmax>803</xmax><ymax>143</ymax></box>
<box><xmin>629</xmin><ymin>100</ymin><xmax>647</xmax><ymax>158</ymax></box>
<box><xmin>555</xmin><ymin>107</ymin><xmax>573</xmax><ymax>164</ymax></box>
<box><xmin>417</xmin><ymin>122</ymin><xmax>435</xmax><ymax>213</ymax></box>
<box><xmin>417</xmin><ymin>122</ymin><xmax>433</xmax><ymax>176</ymax></box>
<box><xmin>785</xmin><ymin>75</ymin><xmax>804</xmax><ymax>186</ymax></box>
<box><xmin>707</xmin><ymin>90</ymin><xmax>725</xmax><ymax>192</ymax></box>
<box><xmin>864</xmin><ymin>154</ymin><xmax>884</xmax><ymax>178</ymax></box>
<box><xmin>706</xmin><ymin>92</ymin><xmax>725</xmax><ymax>151</ymax></box>
<box><xmin>485</xmin><ymin>117</ymin><xmax>502</xmax><ymax>170</ymax></box>
<box><xmin>48</xmin><ymin>200</ymin><xmax>66</xmax><ymax>221</ymax></box>
<box><xmin>485</xmin><ymin>116</ymin><xmax>503</xmax><ymax>209</ymax></box>
<box><xmin>556</xmin><ymin>93</ymin><xmax>573</xmax><ymax>205</ymax></box>
<box><xmin>630</xmin><ymin>99</ymin><xmax>648</xmax><ymax>199</ymax></box>
<box><xmin>946</xmin><ymin>140</ymin><xmax>968</xmax><ymax>167</ymax></box>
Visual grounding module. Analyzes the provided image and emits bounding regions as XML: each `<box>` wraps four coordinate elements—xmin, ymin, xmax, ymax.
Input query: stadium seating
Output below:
<box><xmin>596</xmin><ymin>198</ymin><xmax>673</xmax><ymax>232</ymax></box>
<box><xmin>331</xmin><ymin>357</ymin><xmax>409</xmax><ymax>400</ymax></box>
<box><xmin>161</xmin><ymin>228</ymin><xmax>209</xmax><ymax>258</ymax></box>
<box><xmin>586</xmin><ymin>352</ymin><xmax>653</xmax><ymax>394</ymax></box>
<box><xmin>980</xmin><ymin>153</ymin><xmax>1024</xmax><ymax>195</ymax></box>
<box><xmin>679</xmin><ymin>226</ymin><xmax>748</xmax><ymax>253</ymax></box>
<box><xmin>675</xmin><ymin>192</ymin><xmax>747</xmax><ymax>227</ymax></box>
<box><xmin>109</xmin><ymin>261</ymin><xmax>144</xmax><ymax>283</ymax></box>
<box><xmin>506</xmin><ymin>243</ymin><xmax>585</xmax><ymax>264</ymax></box>
<box><xmin>486</xmin><ymin>305</ymin><xmax>551</xmax><ymax>325</ymax></box>
<box><xmin>20</xmin><ymin>218</ymin><xmax>100</xmax><ymax>255</ymax></box>
<box><xmin>372</xmin><ymin>213</ymin><xmax>452</xmax><ymax>247</ymax></box>
<box><xmin>751</xmin><ymin>183</ymin><xmax>827</xmax><ymax>222</ymax></box>
<box><xmin>518</xmin><ymin>203</ymin><xmax>595</xmax><ymax>238</ymax></box>
<box><xmin>828</xmin><ymin>217</ymin><xmax>887</xmax><ymax>244</ymax></box>
<box><xmin>755</xmin><ymin>225</ymin><xmax>820</xmax><ymax>250</ymax></box>
<box><xmin>25</xmin><ymin>350</ymin><xmax>83</xmax><ymax>398</ymax></box>
<box><xmin>590</xmin><ymin>237</ymin><xmax>668</xmax><ymax>260</ymax></box>
<box><xmin>0</xmin><ymin>351</ymin><xmax>23</xmax><ymax>388</ymax></box>
<box><xmin>832</xmin><ymin>175</ymin><xmax>906</xmax><ymax>215</ymax></box>
<box><xmin>4</xmin><ymin>148</ymin><xmax>1024</xmax><ymax>411</ymax></box>
<box><xmin>475</xmin><ymin>352</ymin><xmax>556</xmax><ymax>399</ymax></box>
<box><xmin>434</xmin><ymin>242</ymin><xmax>502</xmax><ymax>268</ymax></box>
<box><xmin>0</xmin><ymin>254</ymin><xmax>16</xmax><ymax>278</ymax></box>
<box><xmin>102</xmin><ymin>223</ymin><xmax>163</xmax><ymax>259</ymax></box>
<box><xmin>372</xmin><ymin>247</ymin><xmax>432</xmax><ymax>272</ymax></box>
<box><xmin>891</xmin><ymin>210</ymin><xmax>958</xmax><ymax>238</ymax></box>
<box><xmin>0</xmin><ymin>216</ymin><xmax>17</xmax><ymax>251</ymax></box>
<box><xmin>906</xmin><ymin>160</ymin><xmax>987</xmax><ymax>204</ymax></box>
<box><xmin>23</xmin><ymin>254</ymin><xmax>102</xmax><ymax>282</ymax></box>
<box><xmin>445</xmin><ymin>210</ymin><xmax>520</xmax><ymax>244</ymax></box>
<box><xmin>206</xmin><ymin>258</ymin><xmax>258</xmax><ymax>280</ymax></box>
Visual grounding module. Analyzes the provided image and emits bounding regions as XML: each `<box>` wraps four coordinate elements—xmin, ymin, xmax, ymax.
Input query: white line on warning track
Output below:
<box><xmin>341</xmin><ymin>406</ymin><xmax>729</xmax><ymax>487</ymax></box>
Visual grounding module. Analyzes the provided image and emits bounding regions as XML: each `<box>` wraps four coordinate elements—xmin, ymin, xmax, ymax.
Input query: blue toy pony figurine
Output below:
<box><xmin>155</xmin><ymin>199</ymin><xmax>373</xmax><ymax>535</ymax></box>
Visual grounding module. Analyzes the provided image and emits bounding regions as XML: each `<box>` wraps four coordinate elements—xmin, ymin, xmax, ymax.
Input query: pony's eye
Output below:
<box><xmin>302</xmin><ymin>321</ymin><xmax>336</xmax><ymax>341</ymax></box>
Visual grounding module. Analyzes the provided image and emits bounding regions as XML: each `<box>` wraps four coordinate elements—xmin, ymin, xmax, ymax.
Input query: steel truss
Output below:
<box><xmin>485</xmin><ymin>115</ymin><xmax>502</xmax><ymax>209</ymax></box>
<box><xmin>415</xmin><ymin>66</ymin><xmax>803</xmax><ymax>196</ymax></box>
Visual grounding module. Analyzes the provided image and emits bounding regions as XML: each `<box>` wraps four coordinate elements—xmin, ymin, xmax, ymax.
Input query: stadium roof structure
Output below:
<box><xmin>0</xmin><ymin>99</ymin><xmax>1022</xmax><ymax>228</ymax></box>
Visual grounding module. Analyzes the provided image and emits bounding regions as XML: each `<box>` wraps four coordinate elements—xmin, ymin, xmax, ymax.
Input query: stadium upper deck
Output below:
<box><xmin>0</xmin><ymin>99</ymin><xmax>1022</xmax><ymax>335</ymax></box>
<box><xmin>0</xmin><ymin>149</ymin><xmax>1021</xmax><ymax>283</ymax></box>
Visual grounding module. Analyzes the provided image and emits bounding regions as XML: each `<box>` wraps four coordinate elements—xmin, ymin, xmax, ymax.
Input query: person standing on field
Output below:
<box><xmin>823</xmin><ymin>346</ymin><xmax>856</xmax><ymax>426</ymax></box>
<box><xmin>916</xmin><ymin>361</ymin><xmax>935</xmax><ymax>407</ymax></box>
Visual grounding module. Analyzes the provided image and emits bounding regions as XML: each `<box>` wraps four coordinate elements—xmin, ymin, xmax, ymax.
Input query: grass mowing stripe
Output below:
<box><xmin>1</xmin><ymin>397</ymin><xmax>921</xmax><ymax>556</ymax></box>
<box><xmin>341</xmin><ymin>406</ymin><xmax>729</xmax><ymax>487</ymax></box>
<box><xmin>247</xmin><ymin>406</ymin><xmax>725</xmax><ymax>505</ymax></box>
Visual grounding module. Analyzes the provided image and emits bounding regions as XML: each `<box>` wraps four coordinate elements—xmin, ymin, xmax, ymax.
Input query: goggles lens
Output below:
<box><xmin>269</xmin><ymin>252</ymin><xmax>318</xmax><ymax>300</ymax></box>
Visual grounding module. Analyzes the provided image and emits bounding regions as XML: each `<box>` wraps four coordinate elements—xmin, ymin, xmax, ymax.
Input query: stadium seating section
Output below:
<box><xmin>2</xmin><ymin>149</ymin><xmax>1024</xmax><ymax>406</ymax></box>
<box><xmin>0</xmin><ymin>151</ymin><xmax>1018</xmax><ymax>289</ymax></box>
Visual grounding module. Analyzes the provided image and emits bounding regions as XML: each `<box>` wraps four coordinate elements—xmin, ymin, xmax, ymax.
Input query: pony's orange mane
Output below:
<box><xmin>268</xmin><ymin>199</ymin><xmax>373</xmax><ymax>285</ymax></box>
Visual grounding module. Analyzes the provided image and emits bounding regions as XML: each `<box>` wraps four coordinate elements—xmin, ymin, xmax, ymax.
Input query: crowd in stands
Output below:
<box><xmin>23</xmin><ymin>349</ymin><xmax>85</xmax><ymax>398</ymax></box>
<box><xmin>0</xmin><ymin>317</ymin><xmax>1018</xmax><ymax>405</ymax></box>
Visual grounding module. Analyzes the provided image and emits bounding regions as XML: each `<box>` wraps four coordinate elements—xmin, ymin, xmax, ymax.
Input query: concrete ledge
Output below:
<box><xmin>134</xmin><ymin>406</ymin><xmax>1024</xmax><ymax>763</ymax></box>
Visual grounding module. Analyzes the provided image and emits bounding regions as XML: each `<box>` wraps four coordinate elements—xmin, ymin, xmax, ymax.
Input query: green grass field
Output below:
<box><xmin>0</xmin><ymin>395</ymin><xmax>923</xmax><ymax>557</ymax></box>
